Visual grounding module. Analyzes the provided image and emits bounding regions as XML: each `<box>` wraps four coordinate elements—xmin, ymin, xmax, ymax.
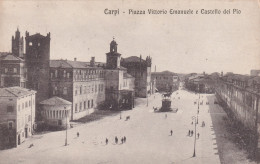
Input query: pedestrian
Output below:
<box><xmin>106</xmin><ymin>138</ymin><xmax>108</xmax><ymax>145</ymax></box>
<box><xmin>121</xmin><ymin>137</ymin><xmax>124</xmax><ymax>144</ymax></box>
<box><xmin>197</xmin><ymin>133</ymin><xmax>200</xmax><ymax>139</ymax></box>
<box><xmin>191</xmin><ymin>121</ymin><xmax>193</xmax><ymax>125</ymax></box>
<box><xmin>124</xmin><ymin>136</ymin><xmax>126</xmax><ymax>143</ymax></box>
<box><xmin>165</xmin><ymin>114</ymin><xmax>167</xmax><ymax>119</ymax></box>
<box><xmin>170</xmin><ymin>130</ymin><xmax>173</xmax><ymax>136</ymax></box>
<box><xmin>115</xmin><ymin>136</ymin><xmax>118</xmax><ymax>144</ymax></box>
<box><xmin>188</xmin><ymin>130</ymin><xmax>191</xmax><ymax>136</ymax></box>
<box><xmin>191</xmin><ymin>130</ymin><xmax>193</xmax><ymax>136</ymax></box>
<box><xmin>77</xmin><ymin>132</ymin><xmax>79</xmax><ymax>137</ymax></box>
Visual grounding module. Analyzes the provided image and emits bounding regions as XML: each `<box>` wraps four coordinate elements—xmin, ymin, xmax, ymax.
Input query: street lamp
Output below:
<box><xmin>192</xmin><ymin>116</ymin><xmax>197</xmax><ymax>157</ymax></box>
<box><xmin>65</xmin><ymin>107</ymin><xmax>68</xmax><ymax>146</ymax></box>
<box><xmin>147</xmin><ymin>91</ymin><xmax>149</xmax><ymax>107</ymax></box>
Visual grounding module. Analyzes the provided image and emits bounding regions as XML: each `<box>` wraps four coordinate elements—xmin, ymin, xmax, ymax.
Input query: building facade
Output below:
<box><xmin>104</xmin><ymin>39</ymin><xmax>135</xmax><ymax>110</ymax></box>
<box><xmin>0</xmin><ymin>53</ymin><xmax>27</xmax><ymax>88</ymax></box>
<box><xmin>121</xmin><ymin>55</ymin><xmax>154</xmax><ymax>98</ymax></box>
<box><xmin>49</xmin><ymin>57</ymin><xmax>106</xmax><ymax>120</ymax></box>
<box><xmin>151</xmin><ymin>71</ymin><xmax>179</xmax><ymax>92</ymax></box>
<box><xmin>215</xmin><ymin>74</ymin><xmax>260</xmax><ymax>155</ymax></box>
<box><xmin>0</xmin><ymin>87</ymin><xmax>36</xmax><ymax>149</ymax></box>
<box><xmin>40</xmin><ymin>96</ymin><xmax>71</xmax><ymax>129</ymax></box>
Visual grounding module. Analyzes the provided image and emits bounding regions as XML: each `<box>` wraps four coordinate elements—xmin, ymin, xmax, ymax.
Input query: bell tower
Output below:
<box><xmin>106</xmin><ymin>37</ymin><xmax>121</xmax><ymax>69</ymax></box>
<box><xmin>12</xmin><ymin>28</ymin><xmax>24</xmax><ymax>58</ymax></box>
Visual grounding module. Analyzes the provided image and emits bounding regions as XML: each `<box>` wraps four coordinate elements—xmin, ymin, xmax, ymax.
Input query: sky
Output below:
<box><xmin>0</xmin><ymin>0</ymin><xmax>259</xmax><ymax>74</ymax></box>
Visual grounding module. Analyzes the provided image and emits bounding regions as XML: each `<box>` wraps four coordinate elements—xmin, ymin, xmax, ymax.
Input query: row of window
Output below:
<box><xmin>75</xmin><ymin>100</ymin><xmax>94</xmax><ymax>113</ymax></box>
<box><xmin>75</xmin><ymin>84</ymin><xmax>104</xmax><ymax>96</ymax></box>
<box><xmin>50</xmin><ymin>69</ymin><xmax>105</xmax><ymax>79</ymax></box>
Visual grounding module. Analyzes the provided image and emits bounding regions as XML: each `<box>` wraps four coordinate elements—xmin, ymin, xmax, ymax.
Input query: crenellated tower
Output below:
<box><xmin>25</xmin><ymin>31</ymin><xmax>51</xmax><ymax>106</ymax></box>
<box><xmin>12</xmin><ymin>28</ymin><xmax>24</xmax><ymax>58</ymax></box>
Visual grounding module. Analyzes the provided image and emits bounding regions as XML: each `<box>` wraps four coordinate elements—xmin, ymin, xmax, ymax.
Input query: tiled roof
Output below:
<box><xmin>124</xmin><ymin>73</ymin><xmax>133</xmax><ymax>78</ymax></box>
<box><xmin>40</xmin><ymin>96</ymin><xmax>72</xmax><ymax>105</ymax></box>
<box><xmin>152</xmin><ymin>71</ymin><xmax>178</xmax><ymax>75</ymax></box>
<box><xmin>0</xmin><ymin>52</ymin><xmax>12</xmax><ymax>59</ymax></box>
<box><xmin>1</xmin><ymin>54</ymin><xmax>24</xmax><ymax>61</ymax></box>
<box><xmin>0</xmin><ymin>87</ymin><xmax>36</xmax><ymax>97</ymax></box>
<box><xmin>122</xmin><ymin>56</ymin><xmax>145</xmax><ymax>63</ymax></box>
<box><xmin>50</xmin><ymin>60</ymin><xmax>106</xmax><ymax>69</ymax></box>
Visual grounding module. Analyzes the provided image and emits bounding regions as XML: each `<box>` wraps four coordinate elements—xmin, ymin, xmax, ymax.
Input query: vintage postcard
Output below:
<box><xmin>0</xmin><ymin>0</ymin><xmax>259</xmax><ymax>164</ymax></box>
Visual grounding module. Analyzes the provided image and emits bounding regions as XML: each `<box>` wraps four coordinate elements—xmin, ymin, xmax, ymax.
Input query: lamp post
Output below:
<box><xmin>65</xmin><ymin>107</ymin><xmax>68</xmax><ymax>146</ymax></box>
<box><xmin>192</xmin><ymin>116</ymin><xmax>197</xmax><ymax>157</ymax></box>
<box><xmin>147</xmin><ymin>91</ymin><xmax>149</xmax><ymax>107</ymax></box>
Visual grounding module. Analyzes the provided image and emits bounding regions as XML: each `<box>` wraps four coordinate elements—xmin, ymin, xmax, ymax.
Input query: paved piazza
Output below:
<box><xmin>0</xmin><ymin>89</ymin><xmax>221</xmax><ymax>164</ymax></box>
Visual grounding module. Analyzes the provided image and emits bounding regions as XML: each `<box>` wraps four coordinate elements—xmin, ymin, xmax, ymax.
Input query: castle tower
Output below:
<box><xmin>25</xmin><ymin>31</ymin><xmax>51</xmax><ymax>107</ymax></box>
<box><xmin>12</xmin><ymin>28</ymin><xmax>24</xmax><ymax>58</ymax></box>
<box><xmin>106</xmin><ymin>37</ymin><xmax>121</xmax><ymax>69</ymax></box>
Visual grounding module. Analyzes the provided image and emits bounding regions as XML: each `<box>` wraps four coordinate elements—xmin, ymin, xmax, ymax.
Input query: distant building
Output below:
<box><xmin>251</xmin><ymin>70</ymin><xmax>260</xmax><ymax>76</ymax></box>
<box><xmin>151</xmin><ymin>71</ymin><xmax>179</xmax><ymax>92</ymax></box>
<box><xmin>0</xmin><ymin>53</ymin><xmax>27</xmax><ymax>88</ymax></box>
<box><xmin>0</xmin><ymin>87</ymin><xmax>36</xmax><ymax>149</ymax></box>
<box><xmin>40</xmin><ymin>96</ymin><xmax>71</xmax><ymax>129</ymax></box>
<box><xmin>121</xmin><ymin>55</ymin><xmax>155</xmax><ymax>97</ymax></box>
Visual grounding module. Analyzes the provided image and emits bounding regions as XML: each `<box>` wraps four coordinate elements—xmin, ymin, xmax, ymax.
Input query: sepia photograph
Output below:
<box><xmin>0</xmin><ymin>0</ymin><xmax>260</xmax><ymax>163</ymax></box>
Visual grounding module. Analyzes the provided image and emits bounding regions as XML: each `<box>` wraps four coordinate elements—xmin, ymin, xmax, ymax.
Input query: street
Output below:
<box><xmin>0</xmin><ymin>90</ymin><xmax>222</xmax><ymax>164</ymax></box>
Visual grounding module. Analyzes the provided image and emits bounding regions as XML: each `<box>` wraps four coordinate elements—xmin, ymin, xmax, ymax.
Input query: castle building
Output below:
<box><xmin>25</xmin><ymin>31</ymin><xmax>51</xmax><ymax>119</ymax></box>
<box><xmin>49</xmin><ymin>57</ymin><xmax>106</xmax><ymax>120</ymax></box>
<box><xmin>0</xmin><ymin>87</ymin><xmax>36</xmax><ymax>149</ymax></box>
<box><xmin>0</xmin><ymin>30</ymin><xmax>136</xmax><ymax>122</ymax></box>
<box><xmin>121</xmin><ymin>55</ymin><xmax>155</xmax><ymax>98</ymax></box>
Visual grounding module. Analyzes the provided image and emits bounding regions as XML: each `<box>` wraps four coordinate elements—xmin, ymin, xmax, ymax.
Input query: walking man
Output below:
<box><xmin>121</xmin><ymin>137</ymin><xmax>124</xmax><ymax>144</ymax></box>
<box><xmin>115</xmin><ymin>136</ymin><xmax>118</xmax><ymax>144</ymax></box>
<box><xmin>170</xmin><ymin>130</ymin><xmax>173</xmax><ymax>136</ymax></box>
<box><xmin>188</xmin><ymin>130</ymin><xmax>191</xmax><ymax>136</ymax></box>
<box><xmin>191</xmin><ymin>130</ymin><xmax>193</xmax><ymax>136</ymax></box>
<box><xmin>106</xmin><ymin>138</ymin><xmax>108</xmax><ymax>145</ymax></box>
<box><xmin>124</xmin><ymin>136</ymin><xmax>126</xmax><ymax>143</ymax></box>
<box><xmin>165</xmin><ymin>114</ymin><xmax>167</xmax><ymax>119</ymax></box>
<box><xmin>77</xmin><ymin>132</ymin><xmax>79</xmax><ymax>137</ymax></box>
<box><xmin>197</xmin><ymin>133</ymin><xmax>200</xmax><ymax>139</ymax></box>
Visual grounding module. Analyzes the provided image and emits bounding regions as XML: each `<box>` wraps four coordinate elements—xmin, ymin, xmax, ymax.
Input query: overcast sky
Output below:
<box><xmin>0</xmin><ymin>0</ymin><xmax>259</xmax><ymax>74</ymax></box>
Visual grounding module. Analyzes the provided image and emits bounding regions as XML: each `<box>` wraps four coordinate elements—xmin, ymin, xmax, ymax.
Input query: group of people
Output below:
<box><xmin>188</xmin><ymin>130</ymin><xmax>200</xmax><ymax>139</ymax></box>
<box><xmin>114</xmin><ymin>136</ymin><xmax>126</xmax><ymax>144</ymax></box>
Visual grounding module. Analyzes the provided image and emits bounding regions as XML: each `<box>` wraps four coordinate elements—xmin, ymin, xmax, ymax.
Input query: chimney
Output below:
<box><xmin>74</xmin><ymin>58</ymin><xmax>77</xmax><ymax>61</ymax></box>
<box><xmin>90</xmin><ymin>57</ymin><xmax>95</xmax><ymax>67</ymax></box>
